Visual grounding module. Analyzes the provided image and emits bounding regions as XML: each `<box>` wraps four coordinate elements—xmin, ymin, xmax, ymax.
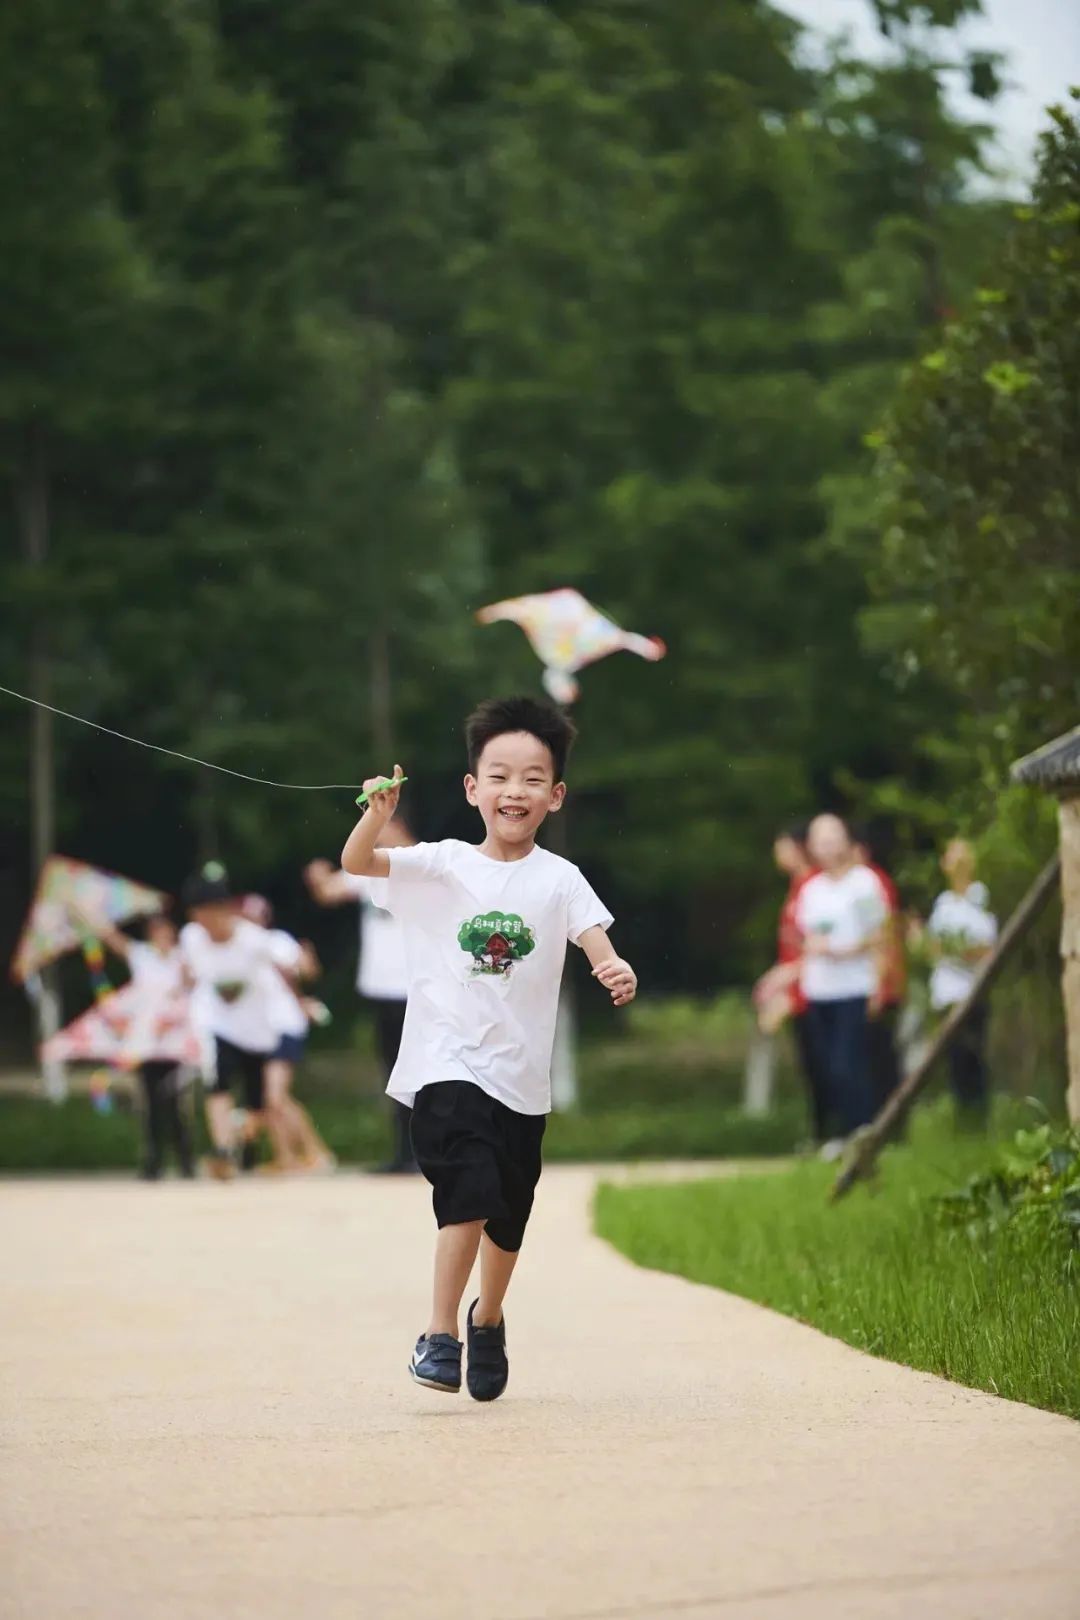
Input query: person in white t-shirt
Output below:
<box><xmin>341</xmin><ymin>695</ymin><xmax>637</xmax><ymax>1401</ymax></box>
<box><xmin>239</xmin><ymin>895</ymin><xmax>335</xmax><ymax>1173</ymax></box>
<box><xmin>795</xmin><ymin>814</ymin><xmax>887</xmax><ymax>1152</ymax></box>
<box><xmin>924</xmin><ymin>838</ymin><xmax>998</xmax><ymax>1124</ymax></box>
<box><xmin>305</xmin><ymin>817</ymin><xmax>415</xmax><ymax>1173</ymax></box>
<box><xmin>89</xmin><ymin>910</ymin><xmax>195</xmax><ymax>1179</ymax></box>
<box><xmin>179</xmin><ymin>866</ymin><xmax>289</xmax><ymax>1180</ymax></box>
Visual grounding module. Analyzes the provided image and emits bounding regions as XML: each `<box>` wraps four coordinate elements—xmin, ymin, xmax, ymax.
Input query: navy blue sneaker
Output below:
<box><xmin>409</xmin><ymin>1332</ymin><xmax>462</xmax><ymax>1393</ymax></box>
<box><xmin>466</xmin><ymin>1300</ymin><xmax>508</xmax><ymax>1402</ymax></box>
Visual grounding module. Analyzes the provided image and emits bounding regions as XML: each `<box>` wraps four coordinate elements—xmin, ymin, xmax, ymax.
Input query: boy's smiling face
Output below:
<box><xmin>189</xmin><ymin>900</ymin><xmax>238</xmax><ymax>943</ymax></box>
<box><xmin>465</xmin><ymin>730</ymin><xmax>565</xmax><ymax>848</ymax></box>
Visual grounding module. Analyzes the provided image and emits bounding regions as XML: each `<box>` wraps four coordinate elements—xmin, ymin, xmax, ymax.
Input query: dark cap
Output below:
<box><xmin>181</xmin><ymin>861</ymin><xmax>233</xmax><ymax>911</ymax></box>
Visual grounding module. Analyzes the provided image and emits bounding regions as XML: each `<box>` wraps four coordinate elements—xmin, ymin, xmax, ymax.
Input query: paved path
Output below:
<box><xmin>2</xmin><ymin>1168</ymin><xmax>1077</xmax><ymax>1620</ymax></box>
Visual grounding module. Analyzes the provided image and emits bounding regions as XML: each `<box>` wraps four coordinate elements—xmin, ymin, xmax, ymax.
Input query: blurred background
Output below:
<box><xmin>1</xmin><ymin>0</ymin><xmax>1077</xmax><ymax>1166</ymax></box>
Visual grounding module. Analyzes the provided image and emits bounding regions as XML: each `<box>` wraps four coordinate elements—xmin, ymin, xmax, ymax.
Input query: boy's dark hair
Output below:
<box><xmin>465</xmin><ymin>695</ymin><xmax>577</xmax><ymax>781</ymax></box>
<box><xmin>777</xmin><ymin>819</ymin><xmax>810</xmax><ymax>848</ymax></box>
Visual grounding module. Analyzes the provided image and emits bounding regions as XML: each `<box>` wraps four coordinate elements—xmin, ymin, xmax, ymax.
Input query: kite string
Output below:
<box><xmin>0</xmin><ymin>682</ymin><xmax>362</xmax><ymax>791</ymax></box>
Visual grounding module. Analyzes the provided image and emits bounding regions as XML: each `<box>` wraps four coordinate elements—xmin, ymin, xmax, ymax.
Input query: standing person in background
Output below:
<box><xmin>239</xmin><ymin>895</ymin><xmax>336</xmax><ymax>1173</ymax></box>
<box><xmin>796</xmin><ymin>815</ymin><xmax>887</xmax><ymax>1159</ymax></box>
<box><xmin>305</xmin><ymin>815</ymin><xmax>415</xmax><ymax>1173</ymax></box>
<box><xmin>923</xmin><ymin>838</ymin><xmax>999</xmax><ymax>1128</ymax></box>
<box><xmin>86</xmin><ymin>910</ymin><xmax>195</xmax><ymax>1180</ymax></box>
<box><xmin>851</xmin><ymin>825</ymin><xmax>906</xmax><ymax>1117</ymax></box>
<box><xmin>752</xmin><ymin>823</ymin><xmax>828</xmax><ymax>1145</ymax></box>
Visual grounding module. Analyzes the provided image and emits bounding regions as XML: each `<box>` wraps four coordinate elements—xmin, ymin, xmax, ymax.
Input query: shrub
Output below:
<box><xmin>936</xmin><ymin>1122</ymin><xmax>1080</xmax><ymax>1263</ymax></box>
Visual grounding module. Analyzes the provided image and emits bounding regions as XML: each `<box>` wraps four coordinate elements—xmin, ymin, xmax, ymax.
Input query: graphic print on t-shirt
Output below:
<box><xmin>213</xmin><ymin>979</ymin><xmax>249</xmax><ymax>1004</ymax></box>
<box><xmin>457</xmin><ymin>911</ymin><xmax>536</xmax><ymax>979</ymax></box>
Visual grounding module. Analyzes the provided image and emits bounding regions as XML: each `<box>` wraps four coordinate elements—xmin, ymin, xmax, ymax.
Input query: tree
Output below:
<box><xmin>0</xmin><ymin>0</ymin><xmax>153</xmax><ymax>864</ymax></box>
<box><xmin>827</xmin><ymin>96</ymin><xmax>1080</xmax><ymax>1105</ymax></box>
<box><xmin>0</xmin><ymin>0</ymin><xmax>1022</xmax><ymax>1051</ymax></box>
<box><xmin>865</xmin><ymin>94</ymin><xmax>1080</xmax><ymax>771</ymax></box>
<box><xmin>437</xmin><ymin>0</ymin><xmax>1002</xmax><ymax>982</ymax></box>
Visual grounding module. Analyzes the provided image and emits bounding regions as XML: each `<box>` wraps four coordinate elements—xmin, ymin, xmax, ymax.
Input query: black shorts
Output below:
<box><xmin>410</xmin><ymin>1081</ymin><xmax>546</xmax><ymax>1253</ymax></box>
<box><xmin>207</xmin><ymin>1037</ymin><xmax>267</xmax><ymax>1111</ymax></box>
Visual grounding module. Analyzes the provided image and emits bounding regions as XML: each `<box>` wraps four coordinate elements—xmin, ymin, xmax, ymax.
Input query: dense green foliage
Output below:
<box><xmin>0</xmin><ymin>2</ymin><xmax>1066</xmax><ymax>1063</ymax></box>
<box><xmin>596</xmin><ymin>1106</ymin><xmax>1080</xmax><ymax>1418</ymax></box>
<box><xmin>937</xmin><ymin>1121</ymin><xmax>1080</xmax><ymax>1254</ymax></box>
<box><xmin>846</xmin><ymin>95</ymin><xmax>1080</xmax><ymax>1095</ymax></box>
<box><xmin>865</xmin><ymin>98</ymin><xmax>1080</xmax><ymax>771</ymax></box>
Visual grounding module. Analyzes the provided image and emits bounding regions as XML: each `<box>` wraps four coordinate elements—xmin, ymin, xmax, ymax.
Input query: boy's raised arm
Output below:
<box><xmin>341</xmin><ymin>765</ymin><xmax>405</xmax><ymax>877</ymax></box>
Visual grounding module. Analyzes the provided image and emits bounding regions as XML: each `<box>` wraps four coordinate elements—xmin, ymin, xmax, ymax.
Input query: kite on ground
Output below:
<box><xmin>40</xmin><ymin>983</ymin><xmax>202</xmax><ymax>1071</ymax></box>
<box><xmin>477</xmin><ymin>588</ymin><xmax>665</xmax><ymax>704</ymax></box>
<box><xmin>10</xmin><ymin>856</ymin><xmax>167</xmax><ymax>984</ymax></box>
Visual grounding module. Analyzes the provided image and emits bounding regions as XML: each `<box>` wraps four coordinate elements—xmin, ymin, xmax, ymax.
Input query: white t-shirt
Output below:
<box><xmin>122</xmin><ymin>943</ymin><xmax>191</xmax><ymax>1067</ymax></box>
<box><xmin>796</xmin><ymin>865</ymin><xmax>887</xmax><ymax>1002</ymax></box>
<box><xmin>342</xmin><ymin>873</ymin><xmax>409</xmax><ymax>1002</ymax></box>
<box><xmin>927</xmin><ymin>884</ymin><xmax>998</xmax><ymax>1009</ymax></box>
<box><xmin>127</xmin><ymin>942</ymin><xmax>185</xmax><ymax>998</ymax></box>
<box><xmin>179</xmin><ymin>919</ymin><xmax>285</xmax><ymax>1053</ymax></box>
<box><xmin>369</xmin><ymin>840</ymin><xmax>613</xmax><ymax>1114</ymax></box>
<box><xmin>261</xmin><ymin>928</ymin><xmax>306</xmax><ymax>1037</ymax></box>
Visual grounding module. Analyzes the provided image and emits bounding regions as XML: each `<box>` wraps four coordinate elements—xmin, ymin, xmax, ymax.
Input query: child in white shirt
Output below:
<box><xmin>925</xmin><ymin>838</ymin><xmax>998</xmax><ymax>1124</ymax></box>
<box><xmin>341</xmin><ymin>695</ymin><xmax>636</xmax><ymax>1400</ymax></box>
<box><xmin>179</xmin><ymin>867</ymin><xmax>286</xmax><ymax>1179</ymax></box>
<box><xmin>91</xmin><ymin>911</ymin><xmax>195</xmax><ymax>1179</ymax></box>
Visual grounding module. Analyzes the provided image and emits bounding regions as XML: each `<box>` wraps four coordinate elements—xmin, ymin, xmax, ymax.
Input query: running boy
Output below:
<box><xmin>180</xmin><ymin>865</ymin><xmax>298</xmax><ymax>1179</ymax></box>
<box><xmin>341</xmin><ymin>696</ymin><xmax>636</xmax><ymax>1401</ymax></box>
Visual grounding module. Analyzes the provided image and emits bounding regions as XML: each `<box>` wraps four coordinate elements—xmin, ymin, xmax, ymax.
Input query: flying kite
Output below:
<box><xmin>477</xmin><ymin>588</ymin><xmax>665</xmax><ymax>704</ymax></box>
<box><xmin>10</xmin><ymin>856</ymin><xmax>167</xmax><ymax>984</ymax></box>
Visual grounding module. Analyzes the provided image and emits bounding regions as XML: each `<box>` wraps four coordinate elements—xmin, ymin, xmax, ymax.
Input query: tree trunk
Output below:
<box><xmin>369</xmin><ymin>625</ymin><xmax>393</xmax><ymax>762</ymax></box>
<box><xmin>18</xmin><ymin>423</ymin><xmax>64</xmax><ymax>1096</ymax></box>
<box><xmin>194</xmin><ymin>768</ymin><xmax>220</xmax><ymax>865</ymax></box>
<box><xmin>20</xmin><ymin>426</ymin><xmax>54</xmax><ymax>872</ymax></box>
<box><xmin>550</xmin><ymin>988</ymin><xmax>577</xmax><ymax>1113</ymax></box>
<box><xmin>743</xmin><ymin>1031</ymin><xmax>775</xmax><ymax>1117</ymax></box>
<box><xmin>1059</xmin><ymin>796</ymin><xmax>1080</xmax><ymax>1125</ymax></box>
<box><xmin>546</xmin><ymin>706</ymin><xmax>578</xmax><ymax>1108</ymax></box>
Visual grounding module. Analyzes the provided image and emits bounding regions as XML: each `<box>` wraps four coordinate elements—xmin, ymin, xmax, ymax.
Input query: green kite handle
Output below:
<box><xmin>355</xmin><ymin>775</ymin><xmax>408</xmax><ymax>808</ymax></box>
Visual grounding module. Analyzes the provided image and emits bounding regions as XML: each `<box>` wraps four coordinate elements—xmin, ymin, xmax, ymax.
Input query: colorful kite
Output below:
<box><xmin>10</xmin><ymin>856</ymin><xmax>167</xmax><ymax>984</ymax></box>
<box><xmin>477</xmin><ymin>588</ymin><xmax>666</xmax><ymax>704</ymax></box>
<box><xmin>40</xmin><ymin>983</ymin><xmax>202</xmax><ymax>1070</ymax></box>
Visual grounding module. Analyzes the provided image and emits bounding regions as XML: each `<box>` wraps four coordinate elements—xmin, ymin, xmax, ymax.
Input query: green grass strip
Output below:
<box><xmin>0</xmin><ymin>1093</ymin><xmax>802</xmax><ymax>1173</ymax></box>
<box><xmin>595</xmin><ymin>1108</ymin><xmax>1080</xmax><ymax>1420</ymax></box>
